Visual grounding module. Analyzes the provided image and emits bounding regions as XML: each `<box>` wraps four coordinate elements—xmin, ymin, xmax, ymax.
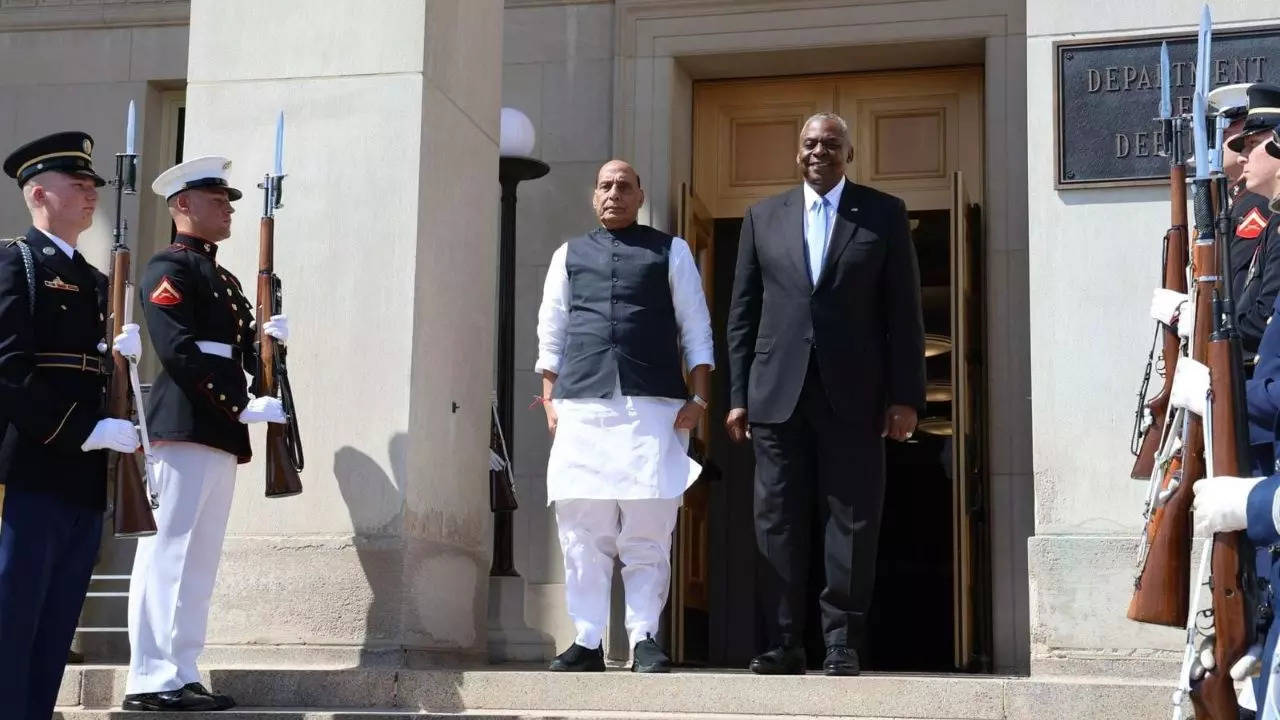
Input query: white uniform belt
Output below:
<box><xmin>195</xmin><ymin>341</ymin><xmax>233</xmax><ymax>358</ymax></box>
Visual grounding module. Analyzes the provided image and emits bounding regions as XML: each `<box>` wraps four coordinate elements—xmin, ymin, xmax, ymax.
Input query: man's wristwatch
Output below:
<box><xmin>690</xmin><ymin>394</ymin><xmax>709</xmax><ymax>409</ymax></box>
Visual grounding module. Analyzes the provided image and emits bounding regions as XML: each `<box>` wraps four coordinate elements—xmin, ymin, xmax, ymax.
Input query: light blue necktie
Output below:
<box><xmin>806</xmin><ymin>196</ymin><xmax>829</xmax><ymax>284</ymax></box>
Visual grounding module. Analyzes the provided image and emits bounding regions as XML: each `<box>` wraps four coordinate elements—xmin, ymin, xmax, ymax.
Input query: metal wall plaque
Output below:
<box><xmin>1056</xmin><ymin>27</ymin><xmax>1280</xmax><ymax>188</ymax></box>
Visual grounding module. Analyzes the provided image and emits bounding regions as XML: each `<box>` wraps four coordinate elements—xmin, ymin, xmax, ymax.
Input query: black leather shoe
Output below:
<box><xmin>122</xmin><ymin>687</ymin><xmax>219</xmax><ymax>711</ymax></box>
<box><xmin>184</xmin><ymin>682</ymin><xmax>236</xmax><ymax>710</ymax></box>
<box><xmin>549</xmin><ymin>642</ymin><xmax>606</xmax><ymax>672</ymax></box>
<box><xmin>631</xmin><ymin>633</ymin><xmax>672</xmax><ymax>673</ymax></box>
<box><xmin>749</xmin><ymin>645</ymin><xmax>806</xmax><ymax>675</ymax></box>
<box><xmin>823</xmin><ymin>645</ymin><xmax>860</xmax><ymax>676</ymax></box>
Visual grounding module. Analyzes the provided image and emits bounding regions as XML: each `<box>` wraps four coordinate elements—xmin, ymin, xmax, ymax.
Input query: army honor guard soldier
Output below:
<box><xmin>0</xmin><ymin>132</ymin><xmax>140</xmax><ymax>720</ymax></box>
<box><xmin>123</xmin><ymin>156</ymin><xmax>291</xmax><ymax>712</ymax></box>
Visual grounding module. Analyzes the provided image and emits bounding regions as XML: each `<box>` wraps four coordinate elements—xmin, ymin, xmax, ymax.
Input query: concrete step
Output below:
<box><xmin>55</xmin><ymin>707</ymin><xmax>936</xmax><ymax>712</ymax></box>
<box><xmin>55</xmin><ymin>666</ymin><xmax>1177</xmax><ymax>720</ymax></box>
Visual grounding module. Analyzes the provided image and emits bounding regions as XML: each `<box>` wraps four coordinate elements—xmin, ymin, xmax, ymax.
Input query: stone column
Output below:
<box><xmin>182</xmin><ymin>0</ymin><xmax>501</xmax><ymax>667</ymax></box>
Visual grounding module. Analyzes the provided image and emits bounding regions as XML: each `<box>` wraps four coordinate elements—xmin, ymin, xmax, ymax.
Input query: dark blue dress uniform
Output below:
<box><xmin>0</xmin><ymin>132</ymin><xmax>115</xmax><ymax>720</ymax></box>
<box><xmin>1242</xmin><ymin>289</ymin><xmax>1280</xmax><ymax>708</ymax></box>
<box><xmin>140</xmin><ymin>234</ymin><xmax>257</xmax><ymax>464</ymax></box>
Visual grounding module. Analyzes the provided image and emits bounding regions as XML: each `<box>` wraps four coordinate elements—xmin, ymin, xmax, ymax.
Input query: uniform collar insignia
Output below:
<box><xmin>172</xmin><ymin>234</ymin><xmax>218</xmax><ymax>260</ymax></box>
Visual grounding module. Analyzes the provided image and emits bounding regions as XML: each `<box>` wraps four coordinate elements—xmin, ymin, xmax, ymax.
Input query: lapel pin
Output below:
<box><xmin>42</xmin><ymin>246</ymin><xmax>56</xmax><ymax>256</ymax></box>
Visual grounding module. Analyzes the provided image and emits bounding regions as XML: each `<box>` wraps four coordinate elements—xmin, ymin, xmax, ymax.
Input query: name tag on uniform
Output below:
<box><xmin>43</xmin><ymin>277</ymin><xmax>79</xmax><ymax>292</ymax></box>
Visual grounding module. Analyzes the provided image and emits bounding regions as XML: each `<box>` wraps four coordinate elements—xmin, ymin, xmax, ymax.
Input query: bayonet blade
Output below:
<box><xmin>1211</xmin><ymin>113</ymin><xmax>1225</xmax><ymax>175</ymax></box>
<box><xmin>273</xmin><ymin>111</ymin><xmax>284</xmax><ymax>177</ymax></box>
<box><xmin>1195</xmin><ymin>3</ymin><xmax>1212</xmax><ymax>102</ymax></box>
<box><xmin>1159</xmin><ymin>41</ymin><xmax>1172</xmax><ymax>120</ymax></box>
<box><xmin>1193</xmin><ymin>92</ymin><xmax>1210</xmax><ymax>180</ymax></box>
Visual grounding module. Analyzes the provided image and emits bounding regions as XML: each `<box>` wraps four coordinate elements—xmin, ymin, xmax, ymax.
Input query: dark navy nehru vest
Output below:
<box><xmin>551</xmin><ymin>224</ymin><xmax>687</xmax><ymax>401</ymax></box>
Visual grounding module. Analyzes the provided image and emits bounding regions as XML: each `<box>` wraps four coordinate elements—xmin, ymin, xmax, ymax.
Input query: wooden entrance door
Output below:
<box><xmin>687</xmin><ymin>66</ymin><xmax>989</xmax><ymax>671</ymax></box>
<box><xmin>669</xmin><ymin>183</ymin><xmax>715</xmax><ymax>664</ymax></box>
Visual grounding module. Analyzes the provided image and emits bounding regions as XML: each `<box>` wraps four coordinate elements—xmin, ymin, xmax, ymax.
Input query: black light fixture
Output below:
<box><xmin>491</xmin><ymin>108</ymin><xmax>548</xmax><ymax>577</ymax></box>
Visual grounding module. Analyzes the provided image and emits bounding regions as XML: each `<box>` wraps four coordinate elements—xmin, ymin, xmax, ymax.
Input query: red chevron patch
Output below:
<box><xmin>149</xmin><ymin>276</ymin><xmax>182</xmax><ymax>306</ymax></box>
<box><xmin>1237</xmin><ymin>207</ymin><xmax>1268</xmax><ymax>239</ymax></box>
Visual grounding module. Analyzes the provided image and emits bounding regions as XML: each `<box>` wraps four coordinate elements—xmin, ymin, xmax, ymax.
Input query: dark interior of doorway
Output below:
<box><xmin>676</xmin><ymin>214</ymin><xmax>974</xmax><ymax>673</ymax></box>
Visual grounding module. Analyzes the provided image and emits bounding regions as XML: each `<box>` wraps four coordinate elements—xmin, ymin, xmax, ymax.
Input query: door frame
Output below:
<box><xmin>609</xmin><ymin>0</ymin><xmax>1033</xmax><ymax>674</ymax></box>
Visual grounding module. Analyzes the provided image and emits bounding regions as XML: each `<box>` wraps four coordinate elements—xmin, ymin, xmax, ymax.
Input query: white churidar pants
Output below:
<box><xmin>555</xmin><ymin>497</ymin><xmax>680</xmax><ymax>650</ymax></box>
<box><xmin>126</xmin><ymin>442</ymin><xmax>237</xmax><ymax>694</ymax></box>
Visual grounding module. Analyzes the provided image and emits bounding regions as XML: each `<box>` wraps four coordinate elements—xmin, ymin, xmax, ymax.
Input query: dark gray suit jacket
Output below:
<box><xmin>726</xmin><ymin>181</ymin><xmax>926</xmax><ymax>432</ymax></box>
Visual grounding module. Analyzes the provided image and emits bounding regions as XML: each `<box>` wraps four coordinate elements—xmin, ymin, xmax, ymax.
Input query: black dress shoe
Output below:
<box><xmin>184</xmin><ymin>682</ymin><xmax>237</xmax><ymax>710</ymax></box>
<box><xmin>749</xmin><ymin>645</ymin><xmax>806</xmax><ymax>675</ymax></box>
<box><xmin>549</xmin><ymin>642</ymin><xmax>606</xmax><ymax>672</ymax></box>
<box><xmin>122</xmin><ymin>687</ymin><xmax>219</xmax><ymax>711</ymax></box>
<box><xmin>823</xmin><ymin>645</ymin><xmax>860</xmax><ymax>676</ymax></box>
<box><xmin>631</xmin><ymin>633</ymin><xmax>672</xmax><ymax>673</ymax></box>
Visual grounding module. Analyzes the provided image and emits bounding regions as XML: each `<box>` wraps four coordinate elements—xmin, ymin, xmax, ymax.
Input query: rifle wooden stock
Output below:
<box><xmin>1127</xmin><ymin>452</ymin><xmax>1190</xmax><ymax>625</ymax></box>
<box><xmin>107</xmin><ymin>247</ymin><xmax>156</xmax><ymax>537</ymax></box>
<box><xmin>257</xmin><ymin>216</ymin><xmax>302</xmax><ymax>498</ymax></box>
<box><xmin>1132</xmin><ymin>163</ymin><xmax>1189</xmax><ymax>479</ymax></box>
<box><xmin>1128</xmin><ymin>183</ymin><xmax>1206</xmax><ymax>627</ymax></box>
<box><xmin>1190</xmin><ymin>338</ymin><xmax>1251</xmax><ymax>720</ymax></box>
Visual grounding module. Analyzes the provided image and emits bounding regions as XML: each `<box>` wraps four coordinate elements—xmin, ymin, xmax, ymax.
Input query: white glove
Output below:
<box><xmin>1192</xmin><ymin>475</ymin><xmax>1263</xmax><ymax>535</ymax></box>
<box><xmin>112</xmin><ymin>323</ymin><xmax>142</xmax><ymax>362</ymax></box>
<box><xmin>1151</xmin><ymin>288</ymin><xmax>1189</xmax><ymax>327</ymax></box>
<box><xmin>81</xmin><ymin>417</ymin><xmax>140</xmax><ymax>453</ymax></box>
<box><xmin>238</xmin><ymin>395</ymin><xmax>287</xmax><ymax>425</ymax></box>
<box><xmin>489</xmin><ymin>449</ymin><xmax>507</xmax><ymax>472</ymax></box>
<box><xmin>263</xmin><ymin>314</ymin><xmax>290</xmax><ymax>345</ymax></box>
<box><xmin>1170</xmin><ymin>357</ymin><xmax>1210</xmax><ymax>417</ymax></box>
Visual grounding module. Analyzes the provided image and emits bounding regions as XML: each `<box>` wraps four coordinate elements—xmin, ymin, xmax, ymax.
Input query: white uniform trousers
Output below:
<box><xmin>555</xmin><ymin>497</ymin><xmax>680</xmax><ymax>650</ymax></box>
<box><xmin>126</xmin><ymin>442</ymin><xmax>237</xmax><ymax>694</ymax></box>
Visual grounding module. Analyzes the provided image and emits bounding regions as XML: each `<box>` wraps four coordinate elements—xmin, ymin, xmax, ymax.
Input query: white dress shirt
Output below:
<box><xmin>35</xmin><ymin>227</ymin><xmax>75</xmax><ymax>259</ymax></box>
<box><xmin>535</xmin><ymin>234</ymin><xmax>714</xmax><ymax>503</ymax></box>
<box><xmin>802</xmin><ymin>176</ymin><xmax>846</xmax><ymax>281</ymax></box>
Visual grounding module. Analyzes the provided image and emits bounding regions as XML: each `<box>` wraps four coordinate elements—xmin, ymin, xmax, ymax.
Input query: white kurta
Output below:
<box><xmin>536</xmin><ymin>235</ymin><xmax>714</xmax><ymax>503</ymax></box>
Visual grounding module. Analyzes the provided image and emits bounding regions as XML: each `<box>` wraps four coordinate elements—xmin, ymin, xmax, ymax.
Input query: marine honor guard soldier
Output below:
<box><xmin>122</xmin><ymin>156</ymin><xmax>291</xmax><ymax>712</ymax></box>
<box><xmin>1151</xmin><ymin>83</ymin><xmax>1280</xmax><ymax>374</ymax></box>
<box><xmin>0</xmin><ymin>132</ymin><xmax>140</xmax><ymax>720</ymax></box>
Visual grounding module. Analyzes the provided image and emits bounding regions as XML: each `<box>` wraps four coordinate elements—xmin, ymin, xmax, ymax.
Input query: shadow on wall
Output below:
<box><xmin>330</xmin><ymin>435</ymin><xmax>475</xmax><ymax>710</ymax></box>
<box><xmin>331</xmin><ymin>435</ymin><xmax>411</xmax><ymax>669</ymax></box>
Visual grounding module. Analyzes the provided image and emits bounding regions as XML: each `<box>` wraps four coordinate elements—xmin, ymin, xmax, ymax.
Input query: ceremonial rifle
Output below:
<box><xmin>1176</xmin><ymin>10</ymin><xmax>1259</xmax><ymax>715</ymax></box>
<box><xmin>1188</xmin><ymin>106</ymin><xmax>1260</xmax><ymax>720</ymax></box>
<box><xmin>256</xmin><ymin>112</ymin><xmax>304</xmax><ymax>498</ymax></box>
<box><xmin>1131</xmin><ymin>41</ymin><xmax>1189</xmax><ymax>482</ymax></box>
<box><xmin>107</xmin><ymin>100</ymin><xmax>159</xmax><ymax>537</ymax></box>
<box><xmin>1127</xmin><ymin>41</ymin><xmax>1193</xmax><ymax>627</ymax></box>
